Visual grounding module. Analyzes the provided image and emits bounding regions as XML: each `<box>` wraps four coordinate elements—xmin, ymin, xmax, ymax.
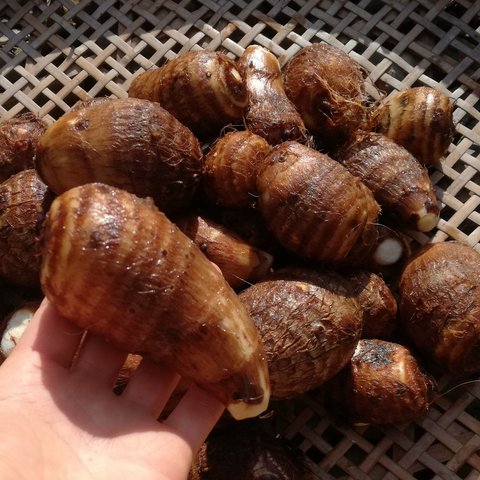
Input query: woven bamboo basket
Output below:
<box><xmin>1</xmin><ymin>0</ymin><xmax>479</xmax><ymax>478</ymax></box>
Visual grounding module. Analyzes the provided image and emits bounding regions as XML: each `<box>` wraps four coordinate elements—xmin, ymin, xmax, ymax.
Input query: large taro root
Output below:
<box><xmin>0</xmin><ymin>113</ymin><xmax>47</xmax><ymax>182</ymax></box>
<box><xmin>256</xmin><ymin>142</ymin><xmax>406</xmax><ymax>269</ymax></box>
<box><xmin>40</xmin><ymin>183</ymin><xmax>270</xmax><ymax>420</ymax></box>
<box><xmin>398</xmin><ymin>241</ymin><xmax>480</xmax><ymax>376</ymax></box>
<box><xmin>239</xmin><ymin>268</ymin><xmax>363</xmax><ymax>399</ymax></box>
<box><xmin>0</xmin><ymin>169</ymin><xmax>53</xmax><ymax>287</ymax></box>
<box><xmin>327</xmin><ymin>339</ymin><xmax>436</xmax><ymax>425</ymax></box>
<box><xmin>282</xmin><ymin>43</ymin><xmax>367</xmax><ymax>151</ymax></box>
<box><xmin>35</xmin><ymin>98</ymin><xmax>203</xmax><ymax>216</ymax></box>
<box><xmin>129</xmin><ymin>50</ymin><xmax>247</xmax><ymax>139</ymax></box>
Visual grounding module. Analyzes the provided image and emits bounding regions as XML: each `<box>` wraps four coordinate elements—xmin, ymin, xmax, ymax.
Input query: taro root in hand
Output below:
<box><xmin>129</xmin><ymin>50</ymin><xmax>247</xmax><ymax>138</ymax></box>
<box><xmin>336</xmin><ymin>132</ymin><xmax>439</xmax><ymax>232</ymax></box>
<box><xmin>328</xmin><ymin>339</ymin><xmax>436</xmax><ymax>425</ymax></box>
<box><xmin>35</xmin><ymin>98</ymin><xmax>203</xmax><ymax>216</ymax></box>
<box><xmin>282</xmin><ymin>43</ymin><xmax>367</xmax><ymax>151</ymax></box>
<box><xmin>176</xmin><ymin>213</ymin><xmax>273</xmax><ymax>290</ymax></box>
<box><xmin>0</xmin><ymin>113</ymin><xmax>47</xmax><ymax>182</ymax></box>
<box><xmin>0</xmin><ymin>169</ymin><xmax>53</xmax><ymax>287</ymax></box>
<box><xmin>40</xmin><ymin>183</ymin><xmax>270</xmax><ymax>420</ymax></box>
<box><xmin>371</xmin><ymin>86</ymin><xmax>454</xmax><ymax>166</ymax></box>
<box><xmin>237</xmin><ymin>45</ymin><xmax>308</xmax><ymax>145</ymax></box>
<box><xmin>398</xmin><ymin>241</ymin><xmax>480</xmax><ymax>376</ymax></box>
<box><xmin>256</xmin><ymin>141</ymin><xmax>405</xmax><ymax>268</ymax></box>
<box><xmin>239</xmin><ymin>269</ymin><xmax>362</xmax><ymax>399</ymax></box>
<box><xmin>202</xmin><ymin>130</ymin><xmax>271</xmax><ymax>208</ymax></box>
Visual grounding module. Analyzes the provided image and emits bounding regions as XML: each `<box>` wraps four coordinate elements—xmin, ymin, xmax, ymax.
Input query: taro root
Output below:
<box><xmin>371</xmin><ymin>86</ymin><xmax>454</xmax><ymax>166</ymax></box>
<box><xmin>282</xmin><ymin>43</ymin><xmax>367</xmax><ymax>150</ymax></box>
<box><xmin>129</xmin><ymin>50</ymin><xmax>247</xmax><ymax>138</ymax></box>
<box><xmin>238</xmin><ymin>268</ymin><xmax>363</xmax><ymax>399</ymax></box>
<box><xmin>190</xmin><ymin>420</ymin><xmax>310</xmax><ymax>479</ymax></box>
<box><xmin>0</xmin><ymin>113</ymin><xmax>47</xmax><ymax>182</ymax></box>
<box><xmin>346</xmin><ymin>271</ymin><xmax>397</xmax><ymax>339</ymax></box>
<box><xmin>335</xmin><ymin>132</ymin><xmax>439</xmax><ymax>232</ymax></box>
<box><xmin>256</xmin><ymin>141</ymin><xmax>406</xmax><ymax>268</ymax></box>
<box><xmin>35</xmin><ymin>98</ymin><xmax>203</xmax><ymax>216</ymax></box>
<box><xmin>237</xmin><ymin>45</ymin><xmax>308</xmax><ymax>145</ymax></box>
<box><xmin>0</xmin><ymin>300</ymin><xmax>41</xmax><ymax>360</ymax></box>
<box><xmin>40</xmin><ymin>182</ymin><xmax>270</xmax><ymax>420</ymax></box>
<box><xmin>327</xmin><ymin>339</ymin><xmax>436</xmax><ymax>425</ymax></box>
<box><xmin>0</xmin><ymin>169</ymin><xmax>53</xmax><ymax>287</ymax></box>
<box><xmin>202</xmin><ymin>130</ymin><xmax>271</xmax><ymax>208</ymax></box>
<box><xmin>176</xmin><ymin>213</ymin><xmax>273</xmax><ymax>290</ymax></box>
<box><xmin>398</xmin><ymin>241</ymin><xmax>480</xmax><ymax>376</ymax></box>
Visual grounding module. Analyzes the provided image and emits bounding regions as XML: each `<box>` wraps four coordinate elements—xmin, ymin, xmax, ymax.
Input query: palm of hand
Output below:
<box><xmin>0</xmin><ymin>300</ymin><xmax>224</xmax><ymax>480</ymax></box>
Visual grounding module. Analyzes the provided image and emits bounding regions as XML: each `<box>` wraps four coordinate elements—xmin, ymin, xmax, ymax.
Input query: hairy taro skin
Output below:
<box><xmin>256</xmin><ymin>141</ymin><xmax>380</xmax><ymax>265</ymax></box>
<box><xmin>36</xmin><ymin>98</ymin><xmax>203</xmax><ymax>216</ymax></box>
<box><xmin>0</xmin><ymin>169</ymin><xmax>53</xmax><ymax>287</ymax></box>
<box><xmin>237</xmin><ymin>45</ymin><xmax>308</xmax><ymax>145</ymax></box>
<box><xmin>336</xmin><ymin>133</ymin><xmax>439</xmax><ymax>232</ymax></box>
<box><xmin>0</xmin><ymin>113</ymin><xmax>47</xmax><ymax>182</ymax></box>
<box><xmin>239</xmin><ymin>269</ymin><xmax>363</xmax><ymax>399</ymax></box>
<box><xmin>398</xmin><ymin>242</ymin><xmax>480</xmax><ymax>376</ymax></box>
<box><xmin>282</xmin><ymin>43</ymin><xmax>367</xmax><ymax>150</ymax></box>
<box><xmin>129</xmin><ymin>50</ymin><xmax>247</xmax><ymax>138</ymax></box>
<box><xmin>371</xmin><ymin>86</ymin><xmax>454</xmax><ymax>166</ymax></box>
<box><xmin>328</xmin><ymin>339</ymin><xmax>435</xmax><ymax>425</ymax></box>
<box><xmin>202</xmin><ymin>130</ymin><xmax>272</xmax><ymax>208</ymax></box>
<box><xmin>40</xmin><ymin>183</ymin><xmax>270</xmax><ymax>420</ymax></box>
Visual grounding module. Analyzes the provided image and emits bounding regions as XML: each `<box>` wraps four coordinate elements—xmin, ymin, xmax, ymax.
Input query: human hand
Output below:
<box><xmin>0</xmin><ymin>299</ymin><xmax>224</xmax><ymax>480</ymax></box>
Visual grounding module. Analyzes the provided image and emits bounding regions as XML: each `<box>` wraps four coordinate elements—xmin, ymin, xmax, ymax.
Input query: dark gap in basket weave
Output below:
<box><xmin>444</xmin><ymin>1</ymin><xmax>468</xmax><ymax>18</ymax></box>
<box><xmin>363</xmin><ymin>0</ymin><xmax>388</xmax><ymax>15</ymax></box>
<box><xmin>344</xmin><ymin>442</ymin><xmax>368</xmax><ymax>464</ymax></box>
<box><xmin>329</xmin><ymin>463</ymin><xmax>347</xmax><ymax>478</ymax></box>
<box><xmin>415</xmin><ymin>468</ymin><xmax>435</xmax><ymax>480</ymax></box>
<box><xmin>305</xmin><ymin>444</ymin><xmax>325</xmax><ymax>463</ymax></box>
<box><xmin>322</xmin><ymin>424</ymin><xmax>344</xmax><ymax>447</ymax></box>
<box><xmin>458</xmin><ymin>217</ymin><xmax>479</xmax><ymax>237</ymax></box>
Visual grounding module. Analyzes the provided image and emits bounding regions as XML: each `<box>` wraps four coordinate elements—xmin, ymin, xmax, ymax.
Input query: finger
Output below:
<box><xmin>121</xmin><ymin>358</ymin><xmax>181</xmax><ymax>418</ymax></box>
<box><xmin>164</xmin><ymin>384</ymin><xmax>225</xmax><ymax>453</ymax></box>
<box><xmin>72</xmin><ymin>332</ymin><xmax>129</xmax><ymax>387</ymax></box>
<box><xmin>13</xmin><ymin>298</ymin><xmax>84</xmax><ymax>368</ymax></box>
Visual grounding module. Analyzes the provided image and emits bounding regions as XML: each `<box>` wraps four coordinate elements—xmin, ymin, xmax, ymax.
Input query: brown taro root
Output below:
<box><xmin>40</xmin><ymin>183</ymin><xmax>270</xmax><ymax>420</ymax></box>
<box><xmin>176</xmin><ymin>213</ymin><xmax>273</xmax><ymax>290</ymax></box>
<box><xmin>336</xmin><ymin>132</ymin><xmax>439</xmax><ymax>232</ymax></box>
<box><xmin>371</xmin><ymin>86</ymin><xmax>454</xmax><ymax>166</ymax></box>
<box><xmin>282</xmin><ymin>43</ymin><xmax>367</xmax><ymax>150</ymax></box>
<box><xmin>129</xmin><ymin>50</ymin><xmax>247</xmax><ymax>138</ymax></box>
<box><xmin>190</xmin><ymin>420</ymin><xmax>310</xmax><ymax>479</ymax></box>
<box><xmin>0</xmin><ymin>113</ymin><xmax>47</xmax><ymax>182</ymax></box>
<box><xmin>256</xmin><ymin>141</ymin><xmax>406</xmax><ymax>269</ymax></box>
<box><xmin>35</xmin><ymin>98</ymin><xmax>203</xmax><ymax>216</ymax></box>
<box><xmin>327</xmin><ymin>339</ymin><xmax>436</xmax><ymax>425</ymax></box>
<box><xmin>346</xmin><ymin>271</ymin><xmax>397</xmax><ymax>339</ymax></box>
<box><xmin>0</xmin><ymin>169</ymin><xmax>53</xmax><ymax>287</ymax></box>
<box><xmin>237</xmin><ymin>45</ymin><xmax>308</xmax><ymax>145</ymax></box>
<box><xmin>398</xmin><ymin>241</ymin><xmax>480</xmax><ymax>376</ymax></box>
<box><xmin>202</xmin><ymin>130</ymin><xmax>271</xmax><ymax>208</ymax></box>
<box><xmin>238</xmin><ymin>269</ymin><xmax>363</xmax><ymax>399</ymax></box>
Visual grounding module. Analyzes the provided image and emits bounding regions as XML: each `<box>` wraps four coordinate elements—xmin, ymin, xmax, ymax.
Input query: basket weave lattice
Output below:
<box><xmin>1</xmin><ymin>1</ymin><xmax>479</xmax><ymax>479</ymax></box>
